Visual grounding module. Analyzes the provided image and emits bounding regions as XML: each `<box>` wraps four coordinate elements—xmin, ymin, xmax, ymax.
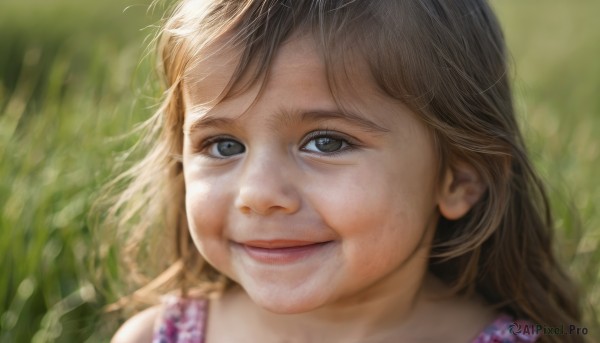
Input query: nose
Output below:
<box><xmin>234</xmin><ymin>151</ymin><xmax>301</xmax><ymax>216</ymax></box>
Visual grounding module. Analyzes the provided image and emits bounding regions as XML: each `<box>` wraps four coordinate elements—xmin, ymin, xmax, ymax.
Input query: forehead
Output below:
<box><xmin>182</xmin><ymin>33</ymin><xmax>410</xmax><ymax>131</ymax></box>
<box><xmin>182</xmin><ymin>40</ymin><xmax>240</xmax><ymax>108</ymax></box>
<box><xmin>183</xmin><ymin>34</ymin><xmax>326</xmax><ymax>102</ymax></box>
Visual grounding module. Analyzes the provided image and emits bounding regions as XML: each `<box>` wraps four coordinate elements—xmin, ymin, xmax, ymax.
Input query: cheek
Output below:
<box><xmin>333</xmin><ymin>190</ymin><xmax>427</xmax><ymax>261</ymax></box>
<box><xmin>183</xmin><ymin>156</ymin><xmax>231</xmax><ymax>236</ymax></box>
<box><xmin>312</xmin><ymin>163</ymin><xmax>436</xmax><ymax>236</ymax></box>
<box><xmin>308</xmin><ymin>159</ymin><xmax>437</xmax><ymax>269</ymax></box>
<box><xmin>184</xmin><ymin>175</ymin><xmax>232</xmax><ymax>265</ymax></box>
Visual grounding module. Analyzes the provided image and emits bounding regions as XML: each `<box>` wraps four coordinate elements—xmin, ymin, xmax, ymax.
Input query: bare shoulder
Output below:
<box><xmin>111</xmin><ymin>305</ymin><xmax>163</xmax><ymax>343</ymax></box>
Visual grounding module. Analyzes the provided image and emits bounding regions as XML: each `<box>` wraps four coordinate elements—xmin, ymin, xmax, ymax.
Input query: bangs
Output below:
<box><xmin>173</xmin><ymin>1</ymin><xmax>432</xmax><ymax>117</ymax></box>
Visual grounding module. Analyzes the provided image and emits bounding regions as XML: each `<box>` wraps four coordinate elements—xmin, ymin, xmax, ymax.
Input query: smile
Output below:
<box><xmin>236</xmin><ymin>240</ymin><xmax>334</xmax><ymax>264</ymax></box>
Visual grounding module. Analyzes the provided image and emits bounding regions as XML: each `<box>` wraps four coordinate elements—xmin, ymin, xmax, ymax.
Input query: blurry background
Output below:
<box><xmin>0</xmin><ymin>0</ymin><xmax>598</xmax><ymax>342</ymax></box>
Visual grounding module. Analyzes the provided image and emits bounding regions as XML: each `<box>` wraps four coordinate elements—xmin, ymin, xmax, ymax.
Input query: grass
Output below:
<box><xmin>1</xmin><ymin>0</ymin><xmax>598</xmax><ymax>342</ymax></box>
<box><xmin>494</xmin><ymin>2</ymin><xmax>600</xmax><ymax>331</ymax></box>
<box><xmin>0</xmin><ymin>1</ymin><xmax>160</xmax><ymax>341</ymax></box>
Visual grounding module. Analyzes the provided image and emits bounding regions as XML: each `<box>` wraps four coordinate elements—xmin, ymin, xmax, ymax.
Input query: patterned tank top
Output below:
<box><xmin>152</xmin><ymin>295</ymin><xmax>539</xmax><ymax>343</ymax></box>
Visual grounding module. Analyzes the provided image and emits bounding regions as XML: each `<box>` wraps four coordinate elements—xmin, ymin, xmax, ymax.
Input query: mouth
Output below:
<box><xmin>235</xmin><ymin>240</ymin><xmax>334</xmax><ymax>264</ymax></box>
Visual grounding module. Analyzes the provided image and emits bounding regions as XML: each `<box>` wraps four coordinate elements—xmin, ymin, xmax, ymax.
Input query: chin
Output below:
<box><xmin>244</xmin><ymin>284</ymin><xmax>329</xmax><ymax>314</ymax></box>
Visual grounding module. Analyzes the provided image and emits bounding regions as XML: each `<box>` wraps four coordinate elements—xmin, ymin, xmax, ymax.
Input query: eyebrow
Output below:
<box><xmin>186</xmin><ymin>109</ymin><xmax>390</xmax><ymax>133</ymax></box>
<box><xmin>298</xmin><ymin>110</ymin><xmax>390</xmax><ymax>133</ymax></box>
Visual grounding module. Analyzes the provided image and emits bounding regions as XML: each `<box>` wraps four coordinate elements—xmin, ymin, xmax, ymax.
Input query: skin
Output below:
<box><xmin>113</xmin><ymin>34</ymin><xmax>493</xmax><ymax>342</ymax></box>
<box><xmin>183</xmin><ymin>36</ymin><xmax>438</xmax><ymax>311</ymax></box>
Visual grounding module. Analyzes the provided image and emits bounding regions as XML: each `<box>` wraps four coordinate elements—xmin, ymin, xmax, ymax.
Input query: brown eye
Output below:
<box><xmin>207</xmin><ymin>139</ymin><xmax>245</xmax><ymax>157</ymax></box>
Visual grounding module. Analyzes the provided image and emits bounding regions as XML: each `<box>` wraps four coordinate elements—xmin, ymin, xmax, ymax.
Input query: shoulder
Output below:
<box><xmin>111</xmin><ymin>305</ymin><xmax>163</xmax><ymax>343</ymax></box>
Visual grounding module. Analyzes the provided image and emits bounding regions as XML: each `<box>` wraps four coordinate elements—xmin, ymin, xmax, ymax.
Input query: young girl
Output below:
<box><xmin>107</xmin><ymin>0</ymin><xmax>582</xmax><ymax>342</ymax></box>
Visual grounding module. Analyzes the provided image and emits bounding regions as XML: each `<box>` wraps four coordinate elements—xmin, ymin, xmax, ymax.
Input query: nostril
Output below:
<box><xmin>238</xmin><ymin>204</ymin><xmax>253</xmax><ymax>215</ymax></box>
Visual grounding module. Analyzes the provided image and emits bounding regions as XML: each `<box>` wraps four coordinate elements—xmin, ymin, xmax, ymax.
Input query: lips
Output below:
<box><xmin>243</xmin><ymin>240</ymin><xmax>325</xmax><ymax>249</ymax></box>
<box><xmin>236</xmin><ymin>240</ymin><xmax>333</xmax><ymax>264</ymax></box>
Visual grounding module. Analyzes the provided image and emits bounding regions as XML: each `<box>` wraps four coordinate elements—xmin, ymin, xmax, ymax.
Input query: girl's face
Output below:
<box><xmin>182</xmin><ymin>35</ymin><xmax>441</xmax><ymax>313</ymax></box>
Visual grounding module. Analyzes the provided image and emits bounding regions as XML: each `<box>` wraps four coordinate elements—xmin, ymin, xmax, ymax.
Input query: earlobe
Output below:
<box><xmin>438</xmin><ymin>163</ymin><xmax>487</xmax><ymax>220</ymax></box>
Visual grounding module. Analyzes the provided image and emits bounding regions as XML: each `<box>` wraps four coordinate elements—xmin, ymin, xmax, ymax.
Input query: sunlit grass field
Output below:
<box><xmin>1</xmin><ymin>0</ymin><xmax>598</xmax><ymax>342</ymax></box>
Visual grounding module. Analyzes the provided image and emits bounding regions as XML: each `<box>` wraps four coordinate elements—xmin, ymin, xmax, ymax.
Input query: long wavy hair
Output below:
<box><xmin>100</xmin><ymin>1</ymin><xmax>582</xmax><ymax>341</ymax></box>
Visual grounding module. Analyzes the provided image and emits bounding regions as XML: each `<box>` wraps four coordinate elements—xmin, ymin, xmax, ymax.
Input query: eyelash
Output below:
<box><xmin>195</xmin><ymin>130</ymin><xmax>357</xmax><ymax>159</ymax></box>
<box><xmin>300</xmin><ymin>130</ymin><xmax>356</xmax><ymax>156</ymax></box>
<box><xmin>195</xmin><ymin>135</ymin><xmax>239</xmax><ymax>159</ymax></box>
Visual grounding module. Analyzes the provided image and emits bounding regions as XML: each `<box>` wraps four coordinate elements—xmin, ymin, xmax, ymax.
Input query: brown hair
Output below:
<box><xmin>101</xmin><ymin>1</ymin><xmax>582</xmax><ymax>341</ymax></box>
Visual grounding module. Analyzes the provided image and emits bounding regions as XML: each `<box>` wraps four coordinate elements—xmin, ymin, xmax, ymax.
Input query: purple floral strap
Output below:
<box><xmin>152</xmin><ymin>295</ymin><xmax>208</xmax><ymax>343</ymax></box>
<box><xmin>472</xmin><ymin>314</ymin><xmax>540</xmax><ymax>342</ymax></box>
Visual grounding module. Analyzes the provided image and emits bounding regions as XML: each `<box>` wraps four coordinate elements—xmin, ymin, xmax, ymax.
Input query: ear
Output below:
<box><xmin>438</xmin><ymin>162</ymin><xmax>487</xmax><ymax>220</ymax></box>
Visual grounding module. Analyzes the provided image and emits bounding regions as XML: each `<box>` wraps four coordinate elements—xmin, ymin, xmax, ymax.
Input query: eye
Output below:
<box><xmin>205</xmin><ymin>138</ymin><xmax>245</xmax><ymax>158</ymax></box>
<box><xmin>301</xmin><ymin>131</ymin><xmax>352</xmax><ymax>154</ymax></box>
